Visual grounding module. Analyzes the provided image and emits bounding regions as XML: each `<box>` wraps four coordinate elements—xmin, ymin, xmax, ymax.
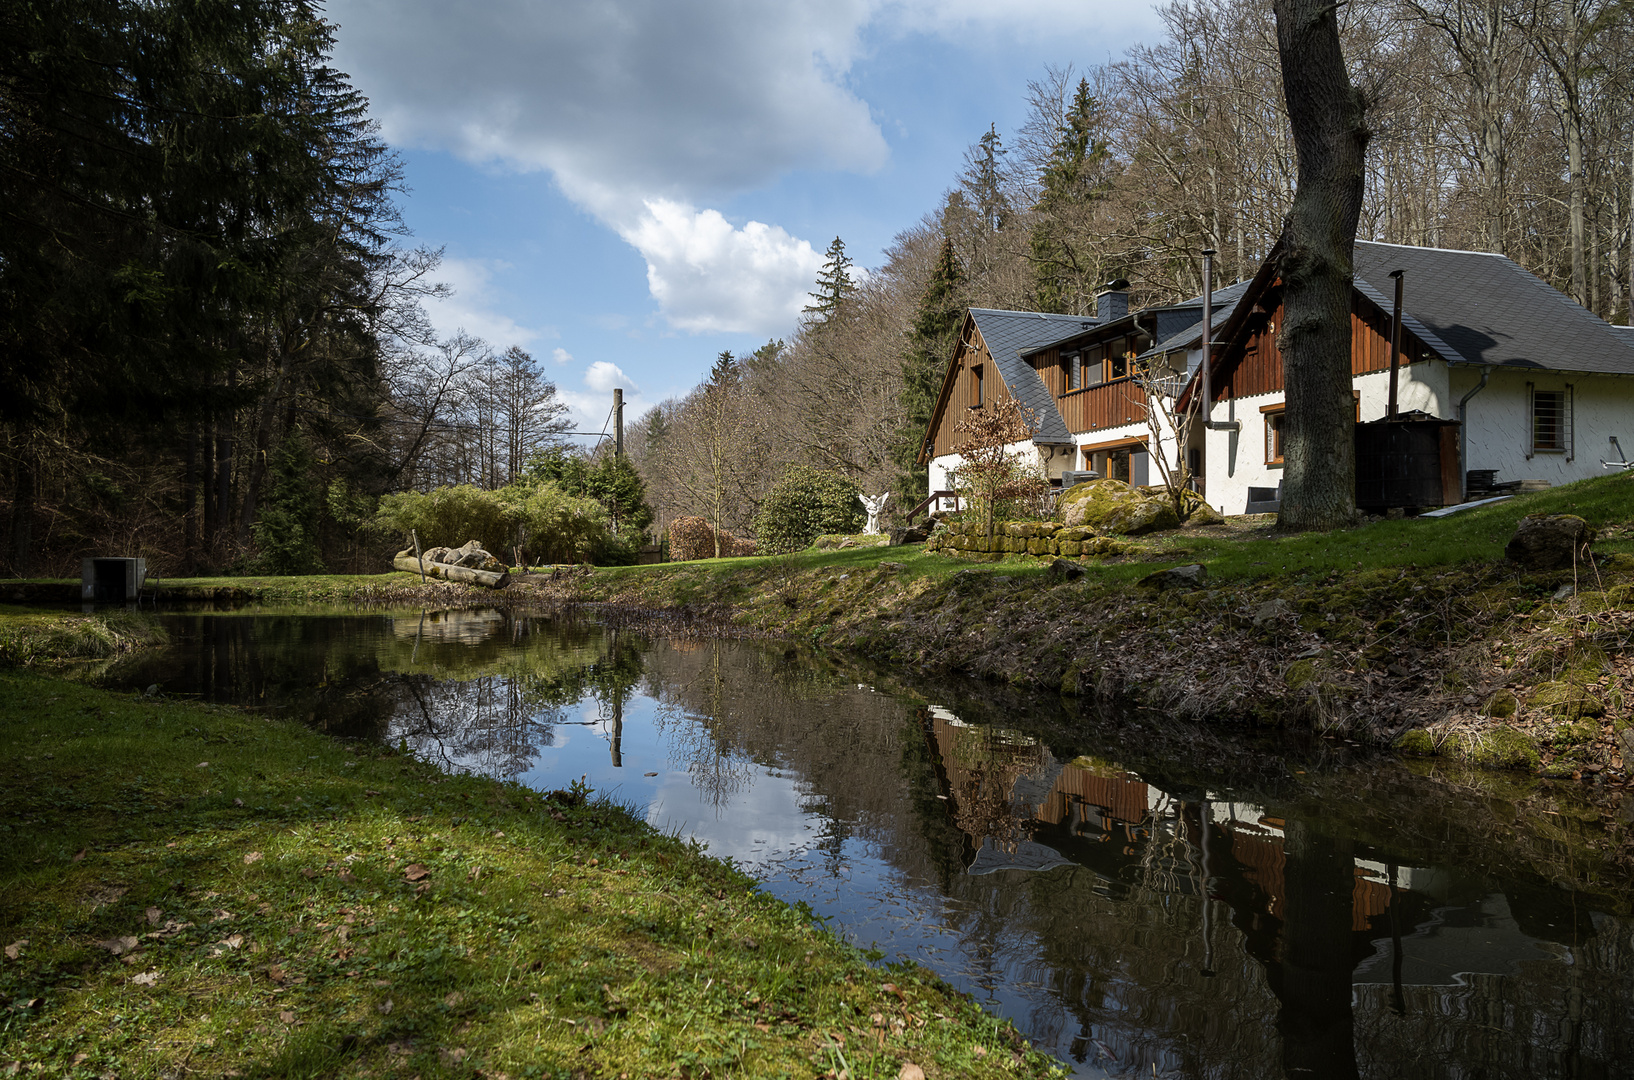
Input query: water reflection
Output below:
<box><xmin>105</xmin><ymin>611</ymin><xmax>1634</xmax><ymax>1079</ymax></box>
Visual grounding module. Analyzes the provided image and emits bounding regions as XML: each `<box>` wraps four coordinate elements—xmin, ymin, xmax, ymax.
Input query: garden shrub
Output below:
<box><xmin>753</xmin><ymin>466</ymin><xmax>864</xmax><ymax>555</ymax></box>
<box><xmin>668</xmin><ymin>517</ymin><xmax>754</xmax><ymax>561</ymax></box>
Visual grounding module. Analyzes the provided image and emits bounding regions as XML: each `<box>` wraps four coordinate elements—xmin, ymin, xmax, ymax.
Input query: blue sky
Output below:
<box><xmin>322</xmin><ymin>0</ymin><xmax>1167</xmax><ymax>442</ymax></box>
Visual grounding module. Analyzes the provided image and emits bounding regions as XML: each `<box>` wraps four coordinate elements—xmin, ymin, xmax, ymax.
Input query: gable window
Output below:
<box><xmin>1528</xmin><ymin>383</ymin><xmax>1573</xmax><ymax>457</ymax></box>
<box><xmin>970</xmin><ymin>364</ymin><xmax>984</xmax><ymax>408</ymax></box>
<box><xmin>1263</xmin><ymin>405</ymin><xmax>1286</xmax><ymax>465</ymax></box>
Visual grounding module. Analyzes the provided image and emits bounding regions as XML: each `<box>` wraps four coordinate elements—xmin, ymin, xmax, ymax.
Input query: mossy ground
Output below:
<box><xmin>0</xmin><ymin>672</ymin><xmax>1061</xmax><ymax>1079</ymax></box>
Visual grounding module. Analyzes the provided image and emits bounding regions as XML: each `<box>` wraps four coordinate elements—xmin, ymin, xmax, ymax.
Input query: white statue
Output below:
<box><xmin>859</xmin><ymin>491</ymin><xmax>890</xmax><ymax>535</ymax></box>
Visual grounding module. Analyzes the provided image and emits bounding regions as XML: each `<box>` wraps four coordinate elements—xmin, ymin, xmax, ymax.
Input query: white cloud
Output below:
<box><xmin>552</xmin><ymin>347</ymin><xmax>573</xmax><ymax>365</ymax></box>
<box><xmin>326</xmin><ymin>0</ymin><xmax>1162</xmax><ymax>334</ymax></box>
<box><xmin>584</xmin><ymin>361</ymin><xmax>635</xmax><ymax>394</ymax></box>
<box><xmin>554</xmin><ymin>362</ymin><xmax>652</xmax><ymax>445</ymax></box>
<box><xmin>620</xmin><ymin>200</ymin><xmax>825</xmax><ymax>334</ymax></box>
<box><xmin>420</xmin><ymin>257</ymin><xmax>549</xmax><ymax>350</ymax></box>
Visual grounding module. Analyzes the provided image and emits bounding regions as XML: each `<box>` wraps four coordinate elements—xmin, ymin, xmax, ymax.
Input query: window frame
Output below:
<box><xmin>970</xmin><ymin>363</ymin><xmax>984</xmax><ymax>409</ymax></box>
<box><xmin>1262</xmin><ymin>406</ymin><xmax>1286</xmax><ymax>466</ymax></box>
<box><xmin>1527</xmin><ymin>382</ymin><xmax>1573</xmax><ymax>459</ymax></box>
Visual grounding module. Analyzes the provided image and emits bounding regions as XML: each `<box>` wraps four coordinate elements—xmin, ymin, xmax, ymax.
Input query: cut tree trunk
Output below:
<box><xmin>1273</xmin><ymin>0</ymin><xmax>1370</xmax><ymax>531</ymax></box>
<box><xmin>392</xmin><ymin>555</ymin><xmax>510</xmax><ymax>589</ymax></box>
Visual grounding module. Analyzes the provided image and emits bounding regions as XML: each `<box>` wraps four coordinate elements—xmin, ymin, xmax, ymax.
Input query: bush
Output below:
<box><xmin>668</xmin><ymin>517</ymin><xmax>755</xmax><ymax>561</ymax></box>
<box><xmin>374</xmin><ymin>481</ymin><xmax>616</xmax><ymax>566</ymax></box>
<box><xmin>753</xmin><ymin>466</ymin><xmax>864</xmax><ymax>555</ymax></box>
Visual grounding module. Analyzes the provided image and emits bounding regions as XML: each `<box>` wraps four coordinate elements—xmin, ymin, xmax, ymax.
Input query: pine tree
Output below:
<box><xmin>890</xmin><ymin>239</ymin><xmax>967</xmax><ymax>508</ymax></box>
<box><xmin>1028</xmin><ymin>80</ymin><xmax>1112</xmax><ymax>314</ymax></box>
<box><xmin>802</xmin><ymin>237</ymin><xmax>855</xmax><ymax>324</ymax></box>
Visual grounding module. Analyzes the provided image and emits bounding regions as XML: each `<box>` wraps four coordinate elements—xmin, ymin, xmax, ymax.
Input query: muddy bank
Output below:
<box><xmin>533</xmin><ymin>550</ymin><xmax>1634</xmax><ymax>791</ymax></box>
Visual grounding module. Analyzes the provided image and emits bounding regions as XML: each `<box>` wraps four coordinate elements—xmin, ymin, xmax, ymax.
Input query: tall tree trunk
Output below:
<box><xmin>183</xmin><ymin>432</ymin><xmax>198</xmax><ymax>570</ymax></box>
<box><xmin>1628</xmin><ymin>125</ymin><xmax>1633</xmax><ymax>323</ymax></box>
<box><xmin>1273</xmin><ymin>0</ymin><xmax>1369</xmax><ymax>530</ymax></box>
<box><xmin>9</xmin><ymin>446</ymin><xmax>35</xmax><ymax>577</ymax></box>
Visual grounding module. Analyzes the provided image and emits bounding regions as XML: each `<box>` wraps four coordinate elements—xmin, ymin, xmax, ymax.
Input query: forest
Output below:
<box><xmin>2</xmin><ymin>0</ymin><xmax>1631</xmax><ymax>573</ymax></box>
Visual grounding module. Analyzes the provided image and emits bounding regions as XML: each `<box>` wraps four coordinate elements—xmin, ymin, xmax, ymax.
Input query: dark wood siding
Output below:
<box><xmin>1059</xmin><ymin>378</ymin><xmax>1148</xmax><ymax>431</ymax></box>
<box><xmin>1213</xmin><ymin>287</ymin><xmax>1437</xmax><ymax>402</ymax></box>
<box><xmin>926</xmin><ymin>328</ymin><xmax>1016</xmax><ymax>458</ymax></box>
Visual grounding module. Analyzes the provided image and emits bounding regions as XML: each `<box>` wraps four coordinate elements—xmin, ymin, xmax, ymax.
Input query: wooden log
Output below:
<box><xmin>392</xmin><ymin>555</ymin><xmax>510</xmax><ymax>589</ymax></box>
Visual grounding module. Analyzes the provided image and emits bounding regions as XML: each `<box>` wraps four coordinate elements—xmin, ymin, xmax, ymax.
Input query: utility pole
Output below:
<box><xmin>614</xmin><ymin>388</ymin><xmax>624</xmax><ymax>458</ymax></box>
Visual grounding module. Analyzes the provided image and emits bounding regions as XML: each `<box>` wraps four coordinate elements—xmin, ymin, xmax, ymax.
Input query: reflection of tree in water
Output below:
<box><xmin>394</xmin><ymin>674</ymin><xmax>566</xmax><ymax>779</ymax></box>
<box><xmin>388</xmin><ymin>620</ymin><xmax>650</xmax><ymax>781</ymax></box>
<box><xmin>650</xmin><ymin>639</ymin><xmax>755</xmax><ymax>810</ymax></box>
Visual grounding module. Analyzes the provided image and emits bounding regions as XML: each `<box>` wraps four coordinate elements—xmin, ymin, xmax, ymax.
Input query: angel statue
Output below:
<box><xmin>859</xmin><ymin>491</ymin><xmax>891</xmax><ymax>535</ymax></box>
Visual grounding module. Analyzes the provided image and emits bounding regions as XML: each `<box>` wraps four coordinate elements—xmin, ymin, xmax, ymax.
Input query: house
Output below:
<box><xmin>919</xmin><ymin>241</ymin><xmax>1634</xmax><ymax>515</ymax></box>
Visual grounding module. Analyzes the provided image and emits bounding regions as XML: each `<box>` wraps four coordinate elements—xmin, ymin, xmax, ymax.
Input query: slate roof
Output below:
<box><xmin>1139</xmin><ymin>278</ymin><xmax>1257</xmax><ymax>373</ymax></box>
<box><xmin>1352</xmin><ymin>242</ymin><xmax>1634</xmax><ymax>374</ymax></box>
<box><xmin>1610</xmin><ymin>325</ymin><xmax>1634</xmax><ymax>349</ymax></box>
<box><xmin>968</xmin><ymin>308</ymin><xmax>1098</xmax><ymax>443</ymax></box>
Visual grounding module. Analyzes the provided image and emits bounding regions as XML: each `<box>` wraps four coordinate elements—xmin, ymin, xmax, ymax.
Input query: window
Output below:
<box><xmin>970</xmin><ymin>364</ymin><xmax>983</xmax><ymax>408</ymax></box>
<box><xmin>1529</xmin><ymin>384</ymin><xmax>1572</xmax><ymax>457</ymax></box>
<box><xmin>1062</xmin><ymin>352</ymin><xmax>1080</xmax><ymax>391</ymax></box>
<box><xmin>1106</xmin><ymin>448</ymin><xmax>1132</xmax><ymax>483</ymax></box>
<box><xmin>1106</xmin><ymin>346</ymin><xmax>1129</xmax><ymax>382</ymax></box>
<box><xmin>1264</xmin><ymin>407</ymin><xmax>1286</xmax><ymax>465</ymax></box>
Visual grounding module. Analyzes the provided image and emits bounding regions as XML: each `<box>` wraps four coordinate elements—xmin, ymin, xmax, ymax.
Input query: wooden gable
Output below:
<box><xmin>1210</xmin><ymin>281</ymin><xmax>1440</xmax><ymax>402</ymax></box>
<box><xmin>918</xmin><ymin>317</ymin><xmax>1019</xmax><ymax>463</ymax></box>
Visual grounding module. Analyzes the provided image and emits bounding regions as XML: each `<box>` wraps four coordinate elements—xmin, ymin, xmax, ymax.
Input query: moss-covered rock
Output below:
<box><xmin>1056</xmin><ymin>479</ymin><xmax>1180</xmax><ymax>535</ymax></box>
<box><xmin>1284</xmin><ymin>659</ymin><xmax>1317</xmax><ymax>689</ymax></box>
<box><xmin>1528</xmin><ymin>680</ymin><xmax>1607</xmax><ymax>719</ymax></box>
<box><xmin>1393</xmin><ymin>729</ymin><xmax>1437</xmax><ymax>756</ymax></box>
<box><xmin>1451</xmin><ymin>724</ymin><xmax>1541</xmax><ymax>771</ymax></box>
<box><xmin>1547</xmin><ymin>720</ymin><xmax>1599</xmax><ymax>747</ymax></box>
<box><xmin>1485</xmin><ymin>689</ymin><xmax>1519</xmax><ymax>718</ymax></box>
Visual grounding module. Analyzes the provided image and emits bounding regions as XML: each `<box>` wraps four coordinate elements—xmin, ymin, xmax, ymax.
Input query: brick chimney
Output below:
<box><xmin>1095</xmin><ymin>278</ymin><xmax>1131</xmax><ymax>322</ymax></box>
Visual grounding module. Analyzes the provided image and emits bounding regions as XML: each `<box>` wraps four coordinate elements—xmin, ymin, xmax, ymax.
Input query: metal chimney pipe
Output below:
<box><xmin>614</xmin><ymin>388</ymin><xmax>624</xmax><ymax>457</ymax></box>
<box><xmin>1387</xmin><ymin>270</ymin><xmax>1404</xmax><ymax>419</ymax></box>
<box><xmin>1201</xmin><ymin>249</ymin><xmax>1215</xmax><ymax>414</ymax></box>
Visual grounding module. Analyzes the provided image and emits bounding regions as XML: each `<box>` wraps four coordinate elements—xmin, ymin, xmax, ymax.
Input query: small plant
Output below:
<box><xmin>951</xmin><ymin>398</ymin><xmax>1049</xmax><ymax>542</ymax></box>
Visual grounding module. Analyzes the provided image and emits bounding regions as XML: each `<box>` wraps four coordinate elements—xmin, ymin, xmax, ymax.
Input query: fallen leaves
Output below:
<box><xmin>403</xmin><ymin>864</ymin><xmax>430</xmax><ymax>882</ymax></box>
<box><xmin>96</xmin><ymin>936</ymin><xmax>140</xmax><ymax>956</ymax></box>
<box><xmin>243</xmin><ymin>851</ymin><xmax>263</xmax><ymax>865</ymax></box>
<box><xmin>145</xmin><ymin>906</ymin><xmax>162</xmax><ymax>926</ymax></box>
<box><xmin>898</xmin><ymin>1065</ymin><xmax>925</xmax><ymax>1080</ymax></box>
<box><xmin>130</xmin><ymin>970</ymin><xmax>160</xmax><ymax>987</ymax></box>
<box><xmin>3</xmin><ymin>940</ymin><xmax>25</xmax><ymax>961</ymax></box>
<box><xmin>279</xmin><ymin>1010</ymin><xmax>296</xmax><ymax>1025</ymax></box>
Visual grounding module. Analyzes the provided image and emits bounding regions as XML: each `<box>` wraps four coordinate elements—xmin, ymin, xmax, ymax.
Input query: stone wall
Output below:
<box><xmin>925</xmin><ymin>518</ymin><xmax>1128</xmax><ymax>559</ymax></box>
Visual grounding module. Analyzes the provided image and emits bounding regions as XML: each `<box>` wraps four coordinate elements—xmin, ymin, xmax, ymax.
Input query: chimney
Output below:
<box><xmin>1095</xmin><ymin>278</ymin><xmax>1131</xmax><ymax>322</ymax></box>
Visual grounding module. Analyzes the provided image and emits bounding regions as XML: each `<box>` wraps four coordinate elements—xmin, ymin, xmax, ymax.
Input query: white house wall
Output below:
<box><xmin>1457</xmin><ymin>367</ymin><xmax>1634</xmax><ymax>486</ymax></box>
<box><xmin>1202</xmin><ymin>364</ymin><xmax>1448</xmax><ymax>516</ymax></box>
<box><xmin>928</xmin><ymin>440</ymin><xmax>1053</xmax><ymax>497</ymax></box>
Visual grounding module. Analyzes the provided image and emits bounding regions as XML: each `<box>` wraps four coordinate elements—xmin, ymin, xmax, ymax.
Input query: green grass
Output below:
<box><xmin>0</xmin><ymin>609</ymin><xmax>168</xmax><ymax>667</ymax></box>
<box><xmin>0</xmin><ymin>672</ymin><xmax>1061</xmax><ymax>1079</ymax></box>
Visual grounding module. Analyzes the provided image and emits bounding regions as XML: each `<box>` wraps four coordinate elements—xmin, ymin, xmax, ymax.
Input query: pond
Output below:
<box><xmin>103</xmin><ymin>609</ymin><xmax>1633</xmax><ymax>1079</ymax></box>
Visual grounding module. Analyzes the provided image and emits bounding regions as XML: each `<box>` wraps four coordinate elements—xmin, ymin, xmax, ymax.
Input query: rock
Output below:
<box><xmin>889</xmin><ymin>522</ymin><xmax>932</xmax><ymax>546</ymax></box>
<box><xmin>1045</xmin><ymin>558</ymin><xmax>1084</xmax><ymax>581</ymax></box>
<box><xmin>1137</xmin><ymin>563</ymin><xmax>1207</xmax><ymax>590</ymax></box>
<box><xmin>1055</xmin><ymin>479</ymin><xmax>1179</xmax><ymax>535</ymax></box>
<box><xmin>1504</xmin><ymin>514</ymin><xmax>1592</xmax><ymax>571</ymax></box>
<box><xmin>1485</xmin><ymin>689</ymin><xmax>1518</xmax><ymax>718</ymax></box>
<box><xmin>1528</xmin><ymin>680</ymin><xmax>1606</xmax><ymax>719</ymax></box>
<box><xmin>1252</xmin><ymin>599</ymin><xmax>1292</xmax><ymax>626</ymax></box>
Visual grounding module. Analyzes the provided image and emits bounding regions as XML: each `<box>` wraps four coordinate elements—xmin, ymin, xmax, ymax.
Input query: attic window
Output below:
<box><xmin>1062</xmin><ymin>352</ymin><xmax>1080</xmax><ymax>391</ymax></box>
<box><xmin>970</xmin><ymin>364</ymin><xmax>984</xmax><ymax>408</ymax></box>
<box><xmin>1529</xmin><ymin>384</ymin><xmax>1573</xmax><ymax>457</ymax></box>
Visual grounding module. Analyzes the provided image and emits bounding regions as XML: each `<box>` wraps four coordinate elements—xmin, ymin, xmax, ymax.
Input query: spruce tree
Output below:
<box><xmin>890</xmin><ymin>238</ymin><xmax>967</xmax><ymax>508</ymax></box>
<box><xmin>1028</xmin><ymin>80</ymin><xmax>1112</xmax><ymax>314</ymax></box>
<box><xmin>802</xmin><ymin>237</ymin><xmax>855</xmax><ymax>324</ymax></box>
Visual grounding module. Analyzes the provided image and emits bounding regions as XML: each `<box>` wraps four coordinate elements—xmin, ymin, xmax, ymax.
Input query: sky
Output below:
<box><xmin>321</xmin><ymin>0</ymin><xmax>1168</xmax><ymax>444</ymax></box>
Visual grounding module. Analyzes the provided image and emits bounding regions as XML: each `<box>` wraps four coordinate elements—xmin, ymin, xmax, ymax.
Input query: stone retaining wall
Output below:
<box><xmin>925</xmin><ymin>519</ymin><xmax>1128</xmax><ymax>558</ymax></box>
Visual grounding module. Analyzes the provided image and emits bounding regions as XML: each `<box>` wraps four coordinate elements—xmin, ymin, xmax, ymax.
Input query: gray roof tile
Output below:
<box><xmin>1353</xmin><ymin>242</ymin><xmax>1634</xmax><ymax>374</ymax></box>
<box><xmin>968</xmin><ymin>309</ymin><xmax>1096</xmax><ymax>442</ymax></box>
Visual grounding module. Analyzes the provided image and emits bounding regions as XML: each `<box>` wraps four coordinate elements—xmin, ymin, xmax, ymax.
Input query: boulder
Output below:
<box><xmin>1056</xmin><ymin>479</ymin><xmax>1179</xmax><ymax>535</ymax></box>
<box><xmin>1137</xmin><ymin>563</ymin><xmax>1208</xmax><ymax>590</ymax></box>
<box><xmin>889</xmin><ymin>521</ymin><xmax>933</xmax><ymax>546</ymax></box>
<box><xmin>1504</xmin><ymin>514</ymin><xmax>1592</xmax><ymax>571</ymax></box>
<box><xmin>1045</xmin><ymin>558</ymin><xmax>1084</xmax><ymax>582</ymax></box>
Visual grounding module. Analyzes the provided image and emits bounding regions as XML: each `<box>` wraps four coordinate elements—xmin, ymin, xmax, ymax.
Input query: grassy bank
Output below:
<box><xmin>0</xmin><ymin>609</ymin><xmax>169</xmax><ymax>667</ymax></box>
<box><xmin>549</xmin><ymin>475</ymin><xmax>1634</xmax><ymax>781</ymax></box>
<box><xmin>0</xmin><ymin>672</ymin><xmax>1060</xmax><ymax>1079</ymax></box>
